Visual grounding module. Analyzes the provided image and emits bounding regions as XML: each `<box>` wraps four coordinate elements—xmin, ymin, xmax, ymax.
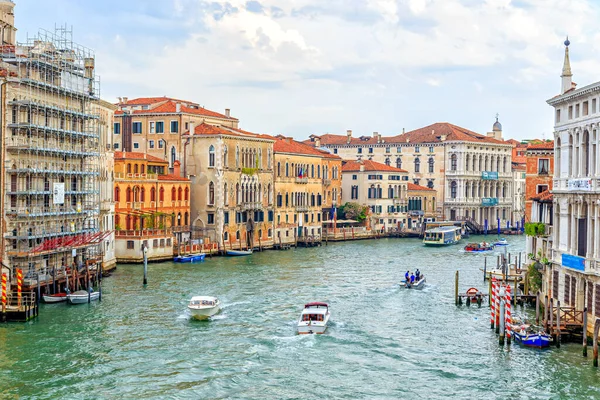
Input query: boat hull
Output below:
<box><xmin>174</xmin><ymin>253</ymin><xmax>206</xmax><ymax>263</ymax></box>
<box><xmin>297</xmin><ymin>323</ymin><xmax>328</xmax><ymax>334</ymax></box>
<box><xmin>402</xmin><ymin>278</ymin><xmax>426</xmax><ymax>289</ymax></box>
<box><xmin>42</xmin><ymin>293</ymin><xmax>67</xmax><ymax>303</ymax></box>
<box><xmin>67</xmin><ymin>291</ymin><xmax>100</xmax><ymax>304</ymax></box>
<box><xmin>513</xmin><ymin>332</ymin><xmax>551</xmax><ymax>348</ymax></box>
<box><xmin>226</xmin><ymin>250</ymin><xmax>252</xmax><ymax>256</ymax></box>
<box><xmin>423</xmin><ymin>241</ymin><xmax>458</xmax><ymax>246</ymax></box>
<box><xmin>188</xmin><ymin>305</ymin><xmax>220</xmax><ymax>320</ymax></box>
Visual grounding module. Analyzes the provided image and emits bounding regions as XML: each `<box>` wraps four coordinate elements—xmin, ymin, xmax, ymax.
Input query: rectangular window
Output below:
<box><xmin>133</xmin><ymin>142</ymin><xmax>139</xmax><ymax>149</ymax></box>
<box><xmin>207</xmin><ymin>213</ymin><xmax>215</xmax><ymax>224</ymax></box>
<box><xmin>593</xmin><ymin>99</ymin><xmax>597</xmax><ymax>114</ymax></box>
<box><xmin>156</xmin><ymin>121</ymin><xmax>164</xmax><ymax>134</ymax></box>
<box><xmin>333</xmin><ymin>148</ymin><xmax>338</xmax><ymax>154</ymax></box>
<box><xmin>132</xmin><ymin>122</ymin><xmax>142</xmax><ymax>134</ymax></box>
<box><xmin>153</xmin><ymin>239</ymin><xmax>158</xmax><ymax>248</ymax></box>
<box><xmin>568</xmin><ymin>105</ymin><xmax>573</xmax><ymax>119</ymax></box>
<box><xmin>224</xmin><ymin>212</ymin><xmax>229</xmax><ymax>224</ymax></box>
<box><xmin>538</xmin><ymin>158</ymin><xmax>549</xmax><ymax>175</ymax></box>
<box><xmin>583</xmin><ymin>101</ymin><xmax>589</xmax><ymax>116</ymax></box>
<box><xmin>429</xmin><ymin>146</ymin><xmax>434</xmax><ymax>153</ymax></box>
<box><xmin>358</xmin><ymin>148</ymin><xmax>363</xmax><ymax>154</ymax></box>
<box><xmin>386</xmin><ymin>147</ymin><xmax>390</xmax><ymax>153</ymax></box>
<box><xmin>369</xmin><ymin>148</ymin><xmax>373</xmax><ymax>154</ymax></box>
<box><xmin>149</xmin><ymin>121</ymin><xmax>155</xmax><ymax>134</ymax></box>
<box><xmin>555</xmin><ymin>109</ymin><xmax>561</xmax><ymax>123</ymax></box>
<box><xmin>166</xmin><ymin>238</ymin><xmax>171</xmax><ymax>247</ymax></box>
<box><xmin>170</xmin><ymin>120</ymin><xmax>179</xmax><ymax>133</ymax></box>
<box><xmin>537</xmin><ymin>184</ymin><xmax>548</xmax><ymax>194</ymax></box>
<box><xmin>149</xmin><ymin>140</ymin><xmax>155</xmax><ymax>149</ymax></box>
<box><xmin>158</xmin><ymin>140</ymin><xmax>164</xmax><ymax>149</ymax></box>
<box><xmin>127</xmin><ymin>240</ymin><xmax>134</xmax><ymax>249</ymax></box>
<box><xmin>185</xmin><ymin>122</ymin><xmax>189</xmax><ymax>130</ymax></box>
<box><xmin>352</xmin><ymin>175</ymin><xmax>357</xmax><ymax>180</ymax></box>
<box><xmin>575</xmin><ymin>103</ymin><xmax>580</xmax><ymax>118</ymax></box>
<box><xmin>114</xmin><ymin>143</ymin><xmax>119</xmax><ymax>149</ymax></box>
<box><xmin>114</xmin><ymin>123</ymin><xmax>121</xmax><ymax>135</ymax></box>
<box><xmin>160</xmin><ymin>239</ymin><xmax>165</xmax><ymax>247</ymax></box>
<box><xmin>268</xmin><ymin>211</ymin><xmax>274</xmax><ymax>222</ymax></box>
<box><xmin>397</xmin><ymin>147</ymin><xmax>401</xmax><ymax>153</ymax></box>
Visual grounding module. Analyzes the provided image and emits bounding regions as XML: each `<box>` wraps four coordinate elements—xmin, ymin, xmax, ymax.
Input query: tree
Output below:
<box><xmin>338</xmin><ymin>202</ymin><xmax>368</xmax><ymax>222</ymax></box>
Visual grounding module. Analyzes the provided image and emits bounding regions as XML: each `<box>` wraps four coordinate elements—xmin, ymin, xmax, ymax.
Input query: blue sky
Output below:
<box><xmin>15</xmin><ymin>0</ymin><xmax>600</xmax><ymax>141</ymax></box>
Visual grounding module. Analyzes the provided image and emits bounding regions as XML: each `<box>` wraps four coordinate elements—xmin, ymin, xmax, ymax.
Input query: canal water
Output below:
<box><xmin>2</xmin><ymin>236</ymin><xmax>600</xmax><ymax>399</ymax></box>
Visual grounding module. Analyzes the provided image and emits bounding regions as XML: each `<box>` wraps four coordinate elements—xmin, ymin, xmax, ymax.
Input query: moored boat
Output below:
<box><xmin>297</xmin><ymin>302</ymin><xmax>330</xmax><ymax>334</ymax></box>
<box><xmin>188</xmin><ymin>296</ymin><xmax>220</xmax><ymax>320</ymax></box>
<box><xmin>464</xmin><ymin>242</ymin><xmax>494</xmax><ymax>252</ymax></box>
<box><xmin>494</xmin><ymin>238</ymin><xmax>509</xmax><ymax>246</ymax></box>
<box><xmin>423</xmin><ymin>226</ymin><xmax>462</xmax><ymax>246</ymax></box>
<box><xmin>42</xmin><ymin>293</ymin><xmax>67</xmax><ymax>303</ymax></box>
<box><xmin>510</xmin><ymin>324</ymin><xmax>551</xmax><ymax>348</ymax></box>
<box><xmin>226</xmin><ymin>249</ymin><xmax>253</xmax><ymax>256</ymax></box>
<box><xmin>67</xmin><ymin>290</ymin><xmax>100</xmax><ymax>305</ymax></box>
<box><xmin>174</xmin><ymin>253</ymin><xmax>206</xmax><ymax>263</ymax></box>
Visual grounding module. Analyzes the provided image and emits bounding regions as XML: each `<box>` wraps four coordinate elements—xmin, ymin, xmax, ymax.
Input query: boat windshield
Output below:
<box><xmin>191</xmin><ymin>300</ymin><xmax>215</xmax><ymax>306</ymax></box>
<box><xmin>301</xmin><ymin>314</ymin><xmax>324</xmax><ymax>322</ymax></box>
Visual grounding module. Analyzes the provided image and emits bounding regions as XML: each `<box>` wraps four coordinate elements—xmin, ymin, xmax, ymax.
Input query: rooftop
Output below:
<box><xmin>273</xmin><ymin>136</ymin><xmax>340</xmax><ymax>159</ymax></box>
<box><xmin>114</xmin><ymin>151</ymin><xmax>168</xmax><ymax>164</ymax></box>
<box><xmin>530</xmin><ymin>189</ymin><xmax>553</xmax><ymax>203</ymax></box>
<box><xmin>184</xmin><ymin>122</ymin><xmax>273</xmax><ymax>140</ymax></box>
<box><xmin>115</xmin><ymin>97</ymin><xmax>237</xmax><ymax>121</ymax></box>
<box><xmin>527</xmin><ymin>141</ymin><xmax>554</xmax><ymax>150</ymax></box>
<box><xmin>407</xmin><ymin>182</ymin><xmax>435</xmax><ymax>191</ymax></box>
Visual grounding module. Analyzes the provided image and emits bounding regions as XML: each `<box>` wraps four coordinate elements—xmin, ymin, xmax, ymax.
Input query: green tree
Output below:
<box><xmin>338</xmin><ymin>202</ymin><xmax>368</xmax><ymax>222</ymax></box>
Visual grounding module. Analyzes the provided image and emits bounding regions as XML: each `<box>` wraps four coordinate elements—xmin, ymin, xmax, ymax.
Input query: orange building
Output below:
<box><xmin>525</xmin><ymin>141</ymin><xmax>554</xmax><ymax>222</ymax></box>
<box><xmin>114</xmin><ymin>152</ymin><xmax>190</xmax><ymax>262</ymax></box>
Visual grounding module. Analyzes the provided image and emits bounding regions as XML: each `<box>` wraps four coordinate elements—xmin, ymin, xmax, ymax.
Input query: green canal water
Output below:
<box><xmin>2</xmin><ymin>236</ymin><xmax>600</xmax><ymax>399</ymax></box>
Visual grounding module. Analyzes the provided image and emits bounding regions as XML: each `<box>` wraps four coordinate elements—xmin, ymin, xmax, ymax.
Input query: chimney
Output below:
<box><xmin>378</xmin><ymin>133</ymin><xmax>382</xmax><ymax>144</ymax></box>
<box><xmin>440</xmin><ymin>135</ymin><xmax>447</xmax><ymax>141</ymax></box>
<box><xmin>173</xmin><ymin>160</ymin><xmax>181</xmax><ymax>177</ymax></box>
<box><xmin>118</xmin><ymin>97</ymin><xmax>122</xmax><ymax>104</ymax></box>
<box><xmin>432</xmin><ymin>130</ymin><xmax>435</xmax><ymax>135</ymax></box>
<box><xmin>225</xmin><ymin>108</ymin><xmax>231</xmax><ymax>118</ymax></box>
<box><xmin>315</xmin><ymin>138</ymin><xmax>321</xmax><ymax>147</ymax></box>
<box><xmin>346</xmin><ymin>129</ymin><xmax>352</xmax><ymax>144</ymax></box>
<box><xmin>122</xmin><ymin>97</ymin><xmax>128</xmax><ymax>104</ymax></box>
<box><xmin>176</xmin><ymin>103</ymin><xmax>181</xmax><ymax>112</ymax></box>
<box><xmin>189</xmin><ymin>121</ymin><xmax>195</xmax><ymax>134</ymax></box>
<box><xmin>84</xmin><ymin>57</ymin><xmax>95</xmax><ymax>79</ymax></box>
<box><xmin>402</xmin><ymin>128</ymin><xmax>405</xmax><ymax>134</ymax></box>
<box><xmin>373</xmin><ymin>131</ymin><xmax>378</xmax><ymax>138</ymax></box>
<box><xmin>360</xmin><ymin>164</ymin><xmax>365</xmax><ymax>172</ymax></box>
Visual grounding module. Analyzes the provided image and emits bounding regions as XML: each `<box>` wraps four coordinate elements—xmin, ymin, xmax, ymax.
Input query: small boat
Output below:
<box><xmin>423</xmin><ymin>226</ymin><xmax>462</xmax><ymax>246</ymax></box>
<box><xmin>510</xmin><ymin>324</ymin><xmax>551</xmax><ymax>348</ymax></box>
<box><xmin>188</xmin><ymin>296</ymin><xmax>220</xmax><ymax>320</ymax></box>
<box><xmin>67</xmin><ymin>290</ymin><xmax>100</xmax><ymax>305</ymax></box>
<box><xmin>401</xmin><ymin>276</ymin><xmax>426</xmax><ymax>289</ymax></box>
<box><xmin>42</xmin><ymin>293</ymin><xmax>67</xmax><ymax>303</ymax></box>
<box><xmin>464</xmin><ymin>242</ymin><xmax>494</xmax><ymax>252</ymax></box>
<box><xmin>297</xmin><ymin>302</ymin><xmax>330</xmax><ymax>334</ymax></box>
<box><xmin>494</xmin><ymin>238</ymin><xmax>509</xmax><ymax>246</ymax></box>
<box><xmin>174</xmin><ymin>253</ymin><xmax>206</xmax><ymax>263</ymax></box>
<box><xmin>226</xmin><ymin>249</ymin><xmax>253</xmax><ymax>256</ymax></box>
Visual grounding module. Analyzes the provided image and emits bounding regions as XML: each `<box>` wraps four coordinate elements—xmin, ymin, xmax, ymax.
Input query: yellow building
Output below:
<box><xmin>114</xmin><ymin>152</ymin><xmax>190</xmax><ymax>262</ymax></box>
<box><xmin>183</xmin><ymin>123</ymin><xmax>275</xmax><ymax>250</ymax></box>
<box><xmin>113</xmin><ymin>97</ymin><xmax>238</xmax><ymax>170</ymax></box>
<box><xmin>407</xmin><ymin>182</ymin><xmax>438</xmax><ymax>229</ymax></box>
<box><xmin>273</xmin><ymin>136</ymin><xmax>342</xmax><ymax>245</ymax></box>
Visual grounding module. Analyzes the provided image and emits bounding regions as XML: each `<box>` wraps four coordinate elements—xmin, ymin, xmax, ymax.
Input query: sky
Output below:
<box><xmin>15</xmin><ymin>0</ymin><xmax>600</xmax><ymax>141</ymax></box>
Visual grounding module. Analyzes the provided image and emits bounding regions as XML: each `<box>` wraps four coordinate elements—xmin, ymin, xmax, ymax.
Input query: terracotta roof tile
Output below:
<box><xmin>527</xmin><ymin>141</ymin><xmax>554</xmax><ymax>150</ymax></box>
<box><xmin>391</xmin><ymin>123</ymin><xmax>508</xmax><ymax>145</ymax></box>
<box><xmin>303</xmin><ymin>133</ymin><xmax>382</xmax><ymax>146</ymax></box>
<box><xmin>530</xmin><ymin>189</ymin><xmax>553</xmax><ymax>202</ymax></box>
<box><xmin>274</xmin><ymin>136</ymin><xmax>340</xmax><ymax>159</ymax></box>
<box><xmin>407</xmin><ymin>182</ymin><xmax>435</xmax><ymax>191</ymax></box>
<box><xmin>158</xmin><ymin>174</ymin><xmax>190</xmax><ymax>182</ymax></box>
<box><xmin>114</xmin><ymin>151</ymin><xmax>168</xmax><ymax>164</ymax></box>
<box><xmin>342</xmin><ymin>159</ymin><xmax>408</xmax><ymax>173</ymax></box>
<box><xmin>115</xmin><ymin>99</ymin><xmax>237</xmax><ymax>120</ymax></box>
<box><xmin>512</xmin><ymin>162</ymin><xmax>526</xmax><ymax>171</ymax></box>
<box><xmin>184</xmin><ymin>123</ymin><xmax>273</xmax><ymax>140</ymax></box>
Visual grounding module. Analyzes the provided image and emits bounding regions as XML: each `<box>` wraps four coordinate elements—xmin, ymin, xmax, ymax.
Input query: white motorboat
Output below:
<box><xmin>401</xmin><ymin>276</ymin><xmax>426</xmax><ymax>290</ymax></box>
<box><xmin>226</xmin><ymin>249</ymin><xmax>253</xmax><ymax>256</ymax></box>
<box><xmin>42</xmin><ymin>293</ymin><xmax>67</xmax><ymax>303</ymax></box>
<box><xmin>297</xmin><ymin>302</ymin><xmax>330</xmax><ymax>334</ymax></box>
<box><xmin>188</xmin><ymin>296</ymin><xmax>221</xmax><ymax>320</ymax></box>
<box><xmin>67</xmin><ymin>290</ymin><xmax>100</xmax><ymax>304</ymax></box>
<box><xmin>494</xmin><ymin>238</ymin><xmax>509</xmax><ymax>246</ymax></box>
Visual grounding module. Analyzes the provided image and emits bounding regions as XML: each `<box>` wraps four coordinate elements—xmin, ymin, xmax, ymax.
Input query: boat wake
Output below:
<box><xmin>221</xmin><ymin>301</ymin><xmax>251</xmax><ymax>309</ymax></box>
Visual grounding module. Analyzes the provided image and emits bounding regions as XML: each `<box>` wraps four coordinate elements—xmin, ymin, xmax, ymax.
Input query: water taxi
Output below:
<box><xmin>188</xmin><ymin>296</ymin><xmax>221</xmax><ymax>320</ymax></box>
<box><xmin>297</xmin><ymin>302</ymin><xmax>330</xmax><ymax>334</ymax></box>
<box><xmin>423</xmin><ymin>226</ymin><xmax>462</xmax><ymax>246</ymax></box>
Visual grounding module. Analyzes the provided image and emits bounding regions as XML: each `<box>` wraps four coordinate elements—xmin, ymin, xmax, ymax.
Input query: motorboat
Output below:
<box><xmin>174</xmin><ymin>253</ymin><xmax>206</xmax><ymax>263</ymax></box>
<box><xmin>188</xmin><ymin>296</ymin><xmax>221</xmax><ymax>320</ymax></box>
<box><xmin>401</xmin><ymin>276</ymin><xmax>426</xmax><ymax>289</ymax></box>
<box><xmin>226</xmin><ymin>249</ymin><xmax>253</xmax><ymax>256</ymax></box>
<box><xmin>464</xmin><ymin>242</ymin><xmax>494</xmax><ymax>252</ymax></box>
<box><xmin>423</xmin><ymin>226</ymin><xmax>462</xmax><ymax>246</ymax></box>
<box><xmin>297</xmin><ymin>302</ymin><xmax>330</xmax><ymax>334</ymax></box>
<box><xmin>494</xmin><ymin>238</ymin><xmax>509</xmax><ymax>246</ymax></box>
<box><xmin>67</xmin><ymin>290</ymin><xmax>100</xmax><ymax>305</ymax></box>
<box><xmin>42</xmin><ymin>293</ymin><xmax>67</xmax><ymax>303</ymax></box>
<box><xmin>510</xmin><ymin>324</ymin><xmax>551</xmax><ymax>348</ymax></box>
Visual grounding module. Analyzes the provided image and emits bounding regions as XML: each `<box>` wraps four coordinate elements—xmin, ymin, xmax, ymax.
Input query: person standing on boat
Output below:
<box><xmin>405</xmin><ymin>271</ymin><xmax>410</xmax><ymax>282</ymax></box>
<box><xmin>415</xmin><ymin>269</ymin><xmax>420</xmax><ymax>281</ymax></box>
<box><xmin>410</xmin><ymin>273</ymin><xmax>415</xmax><ymax>283</ymax></box>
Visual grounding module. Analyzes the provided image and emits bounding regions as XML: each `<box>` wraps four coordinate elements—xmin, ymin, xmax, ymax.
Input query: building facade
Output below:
<box><xmin>272</xmin><ymin>136</ymin><xmax>342</xmax><ymax>245</ymax></box>
<box><xmin>524</xmin><ymin>141</ymin><xmax>554</xmax><ymax>222</ymax></box>
<box><xmin>341</xmin><ymin>160</ymin><xmax>408</xmax><ymax>232</ymax></box>
<box><xmin>307</xmin><ymin>121</ymin><xmax>514</xmax><ymax>229</ymax></box>
<box><xmin>544</xmin><ymin>39</ymin><xmax>600</xmax><ymax>334</ymax></box>
<box><xmin>114</xmin><ymin>152</ymin><xmax>190</xmax><ymax>262</ymax></box>
<box><xmin>407</xmin><ymin>182</ymin><xmax>437</xmax><ymax>227</ymax></box>
<box><xmin>512</xmin><ymin>161</ymin><xmax>526</xmax><ymax>228</ymax></box>
<box><xmin>0</xmin><ymin>5</ymin><xmax>104</xmax><ymax>280</ymax></box>
<box><xmin>183</xmin><ymin>123</ymin><xmax>275</xmax><ymax>250</ymax></box>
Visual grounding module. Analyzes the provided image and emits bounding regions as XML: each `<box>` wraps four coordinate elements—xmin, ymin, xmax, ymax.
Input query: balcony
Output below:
<box><xmin>295</xmin><ymin>205</ymin><xmax>309</xmax><ymax>212</ymax></box>
<box><xmin>295</xmin><ymin>177</ymin><xmax>308</xmax><ymax>184</ymax></box>
<box><xmin>482</xmin><ymin>171</ymin><xmax>498</xmax><ymax>180</ymax></box>
<box><xmin>481</xmin><ymin>197</ymin><xmax>498</xmax><ymax>206</ymax></box>
<box><xmin>567</xmin><ymin>178</ymin><xmax>593</xmax><ymax>191</ymax></box>
<box><xmin>242</xmin><ymin>202</ymin><xmax>263</xmax><ymax>211</ymax></box>
<box><xmin>323</xmin><ymin>179</ymin><xmax>331</xmax><ymax>186</ymax></box>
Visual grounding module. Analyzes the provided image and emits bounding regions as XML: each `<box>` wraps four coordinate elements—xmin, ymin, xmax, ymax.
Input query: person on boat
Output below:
<box><xmin>410</xmin><ymin>273</ymin><xmax>415</xmax><ymax>283</ymax></box>
<box><xmin>415</xmin><ymin>269</ymin><xmax>420</xmax><ymax>281</ymax></box>
<box><xmin>405</xmin><ymin>271</ymin><xmax>410</xmax><ymax>282</ymax></box>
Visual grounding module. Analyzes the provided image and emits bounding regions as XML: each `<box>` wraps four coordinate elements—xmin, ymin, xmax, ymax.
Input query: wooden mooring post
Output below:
<box><xmin>556</xmin><ymin>300</ymin><xmax>561</xmax><ymax>348</ymax></box>
<box><xmin>483</xmin><ymin>258</ymin><xmax>487</xmax><ymax>283</ymax></box>
<box><xmin>499</xmin><ymin>294</ymin><xmax>505</xmax><ymax>346</ymax></box>
<box><xmin>594</xmin><ymin>319</ymin><xmax>600</xmax><ymax>367</ymax></box>
<box><xmin>549</xmin><ymin>298</ymin><xmax>554</xmax><ymax>336</ymax></box>
<box><xmin>583</xmin><ymin>307</ymin><xmax>588</xmax><ymax>357</ymax></box>
<box><xmin>455</xmin><ymin>271</ymin><xmax>460</xmax><ymax>306</ymax></box>
<box><xmin>535</xmin><ymin>292</ymin><xmax>540</xmax><ymax>325</ymax></box>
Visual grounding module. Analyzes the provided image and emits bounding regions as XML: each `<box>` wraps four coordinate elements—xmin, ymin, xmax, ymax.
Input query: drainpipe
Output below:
<box><xmin>183</xmin><ymin>137</ymin><xmax>191</xmax><ymax>177</ymax></box>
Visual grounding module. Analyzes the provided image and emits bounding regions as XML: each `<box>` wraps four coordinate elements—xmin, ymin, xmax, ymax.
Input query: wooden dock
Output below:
<box><xmin>2</xmin><ymin>293</ymin><xmax>38</xmax><ymax>322</ymax></box>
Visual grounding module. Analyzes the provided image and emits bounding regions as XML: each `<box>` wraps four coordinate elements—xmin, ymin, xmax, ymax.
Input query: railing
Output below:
<box><xmin>295</xmin><ymin>205</ymin><xmax>309</xmax><ymax>212</ymax></box>
<box><xmin>323</xmin><ymin>179</ymin><xmax>331</xmax><ymax>186</ymax></box>
<box><xmin>242</xmin><ymin>202</ymin><xmax>263</xmax><ymax>211</ymax></box>
<box><xmin>171</xmin><ymin>225</ymin><xmax>190</xmax><ymax>233</ymax></box>
<box><xmin>295</xmin><ymin>177</ymin><xmax>308</xmax><ymax>183</ymax></box>
<box><xmin>115</xmin><ymin>229</ymin><xmax>170</xmax><ymax>237</ymax></box>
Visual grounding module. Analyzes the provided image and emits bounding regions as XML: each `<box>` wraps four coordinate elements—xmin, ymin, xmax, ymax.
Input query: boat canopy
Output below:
<box><xmin>305</xmin><ymin>302</ymin><xmax>328</xmax><ymax>308</ymax></box>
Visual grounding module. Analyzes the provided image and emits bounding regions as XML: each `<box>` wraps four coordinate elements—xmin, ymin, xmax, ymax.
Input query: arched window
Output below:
<box><xmin>428</xmin><ymin>157</ymin><xmax>434</xmax><ymax>173</ymax></box>
<box><xmin>277</xmin><ymin>162</ymin><xmax>281</xmax><ymax>177</ymax></box>
<box><xmin>159</xmin><ymin>187</ymin><xmax>165</xmax><ymax>202</ymax></box>
<box><xmin>555</xmin><ymin>138</ymin><xmax>561</xmax><ymax>176</ymax></box>
<box><xmin>115</xmin><ymin>187</ymin><xmax>120</xmax><ymax>202</ymax></box>
<box><xmin>177</xmin><ymin>212</ymin><xmax>182</xmax><ymax>226</ymax></box>
<box><xmin>134</xmin><ymin>164</ymin><xmax>139</xmax><ymax>174</ymax></box>
<box><xmin>171</xmin><ymin>146</ymin><xmax>176</xmax><ymax>166</ymax></box>
<box><xmin>450</xmin><ymin>181</ymin><xmax>457</xmax><ymax>199</ymax></box>
<box><xmin>268</xmin><ymin>183</ymin><xmax>272</xmax><ymax>204</ymax></box>
<box><xmin>311</xmin><ymin>164</ymin><xmax>315</xmax><ymax>177</ymax></box>
<box><xmin>178</xmin><ymin>187</ymin><xmax>182</xmax><ymax>201</ymax></box>
<box><xmin>236</xmin><ymin>147</ymin><xmax>240</xmax><ymax>168</ymax></box>
<box><xmin>223</xmin><ymin>146</ymin><xmax>228</xmax><ymax>167</ymax></box>
<box><xmin>285</xmin><ymin>163</ymin><xmax>289</xmax><ymax>177</ymax></box>
<box><xmin>385</xmin><ymin>157</ymin><xmax>391</xmax><ymax>166</ymax></box>
<box><xmin>115</xmin><ymin>215</ymin><xmax>120</xmax><ymax>228</ymax></box>
<box><xmin>465</xmin><ymin>154</ymin><xmax>470</xmax><ymax>171</ymax></box>
<box><xmin>126</xmin><ymin>187</ymin><xmax>132</xmax><ymax>202</ymax></box>
<box><xmin>184</xmin><ymin>212</ymin><xmax>189</xmax><ymax>225</ymax></box>
<box><xmin>236</xmin><ymin>183</ymin><xmax>240</xmax><ymax>204</ymax></box>
<box><xmin>141</xmin><ymin>187</ymin><xmax>146</xmax><ymax>202</ymax></box>
<box><xmin>141</xmin><ymin>164</ymin><xmax>145</xmax><ymax>174</ymax></box>
<box><xmin>427</xmin><ymin>180</ymin><xmax>434</xmax><ymax>189</ymax></box>
<box><xmin>184</xmin><ymin>187</ymin><xmax>189</xmax><ymax>201</ymax></box>
<box><xmin>223</xmin><ymin>183</ymin><xmax>228</xmax><ymax>205</ymax></box>
<box><xmin>503</xmin><ymin>156</ymin><xmax>507</xmax><ymax>173</ymax></box>
<box><xmin>388</xmin><ymin>185</ymin><xmax>394</xmax><ymax>198</ymax></box>
<box><xmin>209</xmin><ymin>182</ymin><xmax>215</xmax><ymax>205</ymax></box>
<box><xmin>171</xmin><ymin>187</ymin><xmax>176</xmax><ymax>201</ymax></box>
<box><xmin>151</xmin><ymin>187</ymin><xmax>156</xmax><ymax>202</ymax></box>
<box><xmin>450</xmin><ymin>154</ymin><xmax>457</xmax><ymax>171</ymax></box>
<box><xmin>414</xmin><ymin>158</ymin><xmax>420</xmax><ymax>173</ymax></box>
<box><xmin>209</xmin><ymin>145</ymin><xmax>215</xmax><ymax>167</ymax></box>
<box><xmin>396</xmin><ymin>157</ymin><xmax>402</xmax><ymax>169</ymax></box>
<box><xmin>127</xmin><ymin>164</ymin><xmax>131</xmax><ymax>174</ymax></box>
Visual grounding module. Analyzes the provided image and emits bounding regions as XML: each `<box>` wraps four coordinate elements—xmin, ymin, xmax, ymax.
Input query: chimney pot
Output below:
<box><xmin>176</xmin><ymin>103</ymin><xmax>181</xmax><ymax>112</ymax></box>
<box><xmin>373</xmin><ymin>131</ymin><xmax>378</xmax><ymax>138</ymax></box>
<box><xmin>225</xmin><ymin>108</ymin><xmax>231</xmax><ymax>118</ymax></box>
<box><xmin>402</xmin><ymin>128</ymin><xmax>405</xmax><ymax>134</ymax></box>
<box><xmin>118</xmin><ymin>97</ymin><xmax>122</xmax><ymax>104</ymax></box>
<box><xmin>122</xmin><ymin>97</ymin><xmax>128</xmax><ymax>104</ymax></box>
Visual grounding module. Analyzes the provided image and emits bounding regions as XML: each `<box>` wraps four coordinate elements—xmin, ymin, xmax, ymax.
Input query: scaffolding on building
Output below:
<box><xmin>1</xmin><ymin>25</ymin><xmax>103</xmax><ymax>281</ymax></box>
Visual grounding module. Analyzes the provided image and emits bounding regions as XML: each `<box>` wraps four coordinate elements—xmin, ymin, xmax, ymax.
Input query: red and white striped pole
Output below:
<box><xmin>495</xmin><ymin>279</ymin><xmax>501</xmax><ymax>333</ymax></box>
<box><xmin>490</xmin><ymin>277</ymin><xmax>497</xmax><ymax>329</ymax></box>
<box><xmin>1</xmin><ymin>273</ymin><xmax>7</xmax><ymax>313</ymax></box>
<box><xmin>17</xmin><ymin>269</ymin><xmax>22</xmax><ymax>309</ymax></box>
<box><xmin>505</xmin><ymin>284</ymin><xmax>512</xmax><ymax>344</ymax></box>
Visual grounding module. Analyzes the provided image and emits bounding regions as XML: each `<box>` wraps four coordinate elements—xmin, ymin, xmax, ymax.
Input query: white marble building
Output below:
<box><xmin>545</xmin><ymin>38</ymin><xmax>600</xmax><ymax>328</ymax></box>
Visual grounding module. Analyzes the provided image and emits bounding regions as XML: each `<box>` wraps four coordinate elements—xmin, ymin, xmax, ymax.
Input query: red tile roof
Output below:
<box><xmin>391</xmin><ymin>123</ymin><xmax>507</xmax><ymax>145</ymax></box>
<box><xmin>407</xmin><ymin>183</ymin><xmax>435</xmax><ymax>191</ymax></box>
<box><xmin>530</xmin><ymin>189</ymin><xmax>553</xmax><ymax>202</ymax></box>
<box><xmin>118</xmin><ymin>97</ymin><xmax>190</xmax><ymax>106</ymax></box>
<box><xmin>527</xmin><ymin>141</ymin><xmax>554</xmax><ymax>150</ymax></box>
<box><xmin>512</xmin><ymin>162</ymin><xmax>526</xmax><ymax>171</ymax></box>
<box><xmin>303</xmin><ymin>133</ymin><xmax>382</xmax><ymax>146</ymax></box>
<box><xmin>157</xmin><ymin>174</ymin><xmax>190</xmax><ymax>182</ymax></box>
<box><xmin>274</xmin><ymin>136</ymin><xmax>340</xmax><ymax>159</ymax></box>
<box><xmin>184</xmin><ymin>122</ymin><xmax>273</xmax><ymax>140</ymax></box>
<box><xmin>342</xmin><ymin>159</ymin><xmax>408</xmax><ymax>173</ymax></box>
<box><xmin>115</xmin><ymin>99</ymin><xmax>237</xmax><ymax>120</ymax></box>
<box><xmin>114</xmin><ymin>151</ymin><xmax>168</xmax><ymax>164</ymax></box>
